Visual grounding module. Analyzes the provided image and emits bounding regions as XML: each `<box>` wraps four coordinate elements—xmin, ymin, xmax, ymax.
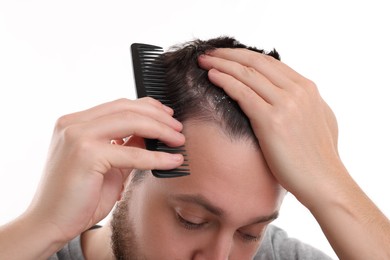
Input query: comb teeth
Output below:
<box><xmin>131</xmin><ymin>43</ymin><xmax>190</xmax><ymax>178</ymax></box>
<box><xmin>131</xmin><ymin>44</ymin><xmax>170</xmax><ymax>106</ymax></box>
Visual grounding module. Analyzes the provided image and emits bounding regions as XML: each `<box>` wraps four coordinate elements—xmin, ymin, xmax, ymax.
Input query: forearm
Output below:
<box><xmin>198</xmin><ymin>48</ymin><xmax>390</xmax><ymax>259</ymax></box>
<box><xmin>303</xmin><ymin>164</ymin><xmax>390</xmax><ymax>260</ymax></box>
<box><xmin>0</xmin><ymin>213</ymin><xmax>66</xmax><ymax>260</ymax></box>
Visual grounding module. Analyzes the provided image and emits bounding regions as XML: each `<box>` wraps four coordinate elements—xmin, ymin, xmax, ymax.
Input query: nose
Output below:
<box><xmin>194</xmin><ymin>233</ymin><xmax>233</xmax><ymax>260</ymax></box>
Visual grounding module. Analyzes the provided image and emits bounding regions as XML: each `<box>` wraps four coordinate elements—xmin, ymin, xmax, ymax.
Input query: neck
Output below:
<box><xmin>81</xmin><ymin>222</ymin><xmax>114</xmax><ymax>260</ymax></box>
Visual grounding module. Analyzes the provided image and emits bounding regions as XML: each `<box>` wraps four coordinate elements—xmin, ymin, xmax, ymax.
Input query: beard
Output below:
<box><xmin>110</xmin><ymin>188</ymin><xmax>145</xmax><ymax>260</ymax></box>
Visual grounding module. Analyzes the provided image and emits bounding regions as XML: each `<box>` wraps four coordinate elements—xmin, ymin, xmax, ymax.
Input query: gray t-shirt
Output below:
<box><xmin>49</xmin><ymin>225</ymin><xmax>333</xmax><ymax>260</ymax></box>
<box><xmin>254</xmin><ymin>225</ymin><xmax>333</xmax><ymax>259</ymax></box>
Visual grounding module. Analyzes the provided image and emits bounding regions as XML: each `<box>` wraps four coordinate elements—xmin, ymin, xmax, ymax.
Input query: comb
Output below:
<box><xmin>131</xmin><ymin>43</ymin><xmax>190</xmax><ymax>178</ymax></box>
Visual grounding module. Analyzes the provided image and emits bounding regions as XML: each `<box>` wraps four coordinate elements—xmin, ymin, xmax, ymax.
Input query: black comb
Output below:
<box><xmin>131</xmin><ymin>43</ymin><xmax>190</xmax><ymax>178</ymax></box>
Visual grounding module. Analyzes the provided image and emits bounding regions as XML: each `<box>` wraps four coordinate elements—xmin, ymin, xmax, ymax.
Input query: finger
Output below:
<box><xmin>57</xmin><ymin>98</ymin><xmax>181</xmax><ymax>131</ymax></box>
<box><xmin>207</xmin><ymin>48</ymin><xmax>298</xmax><ymax>91</ymax></box>
<box><xmin>77</xmin><ymin>111</ymin><xmax>185</xmax><ymax>147</ymax></box>
<box><xmin>199</xmin><ymin>54</ymin><xmax>281</xmax><ymax>104</ymax></box>
<box><xmin>108</xmin><ymin>136</ymin><xmax>147</xmax><ymax>180</ymax></box>
<box><xmin>103</xmin><ymin>144</ymin><xmax>184</xmax><ymax>171</ymax></box>
<box><xmin>207</xmin><ymin>68</ymin><xmax>271</xmax><ymax>122</ymax></box>
<box><xmin>259</xmin><ymin>51</ymin><xmax>321</xmax><ymax>97</ymax></box>
<box><xmin>261</xmin><ymin>53</ymin><xmax>311</xmax><ymax>85</ymax></box>
<box><xmin>132</xmin><ymin>98</ymin><xmax>183</xmax><ymax>131</ymax></box>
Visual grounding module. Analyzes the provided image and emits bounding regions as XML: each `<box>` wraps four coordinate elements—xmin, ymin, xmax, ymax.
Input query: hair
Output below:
<box><xmin>130</xmin><ymin>36</ymin><xmax>280</xmax><ymax>185</ymax></box>
<box><xmin>162</xmin><ymin>36</ymin><xmax>280</xmax><ymax>145</ymax></box>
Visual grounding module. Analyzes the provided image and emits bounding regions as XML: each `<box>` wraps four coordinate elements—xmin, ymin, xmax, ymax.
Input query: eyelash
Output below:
<box><xmin>238</xmin><ymin>231</ymin><xmax>262</xmax><ymax>243</ymax></box>
<box><xmin>176</xmin><ymin>213</ymin><xmax>206</xmax><ymax>230</ymax></box>
<box><xmin>176</xmin><ymin>214</ymin><xmax>261</xmax><ymax>243</ymax></box>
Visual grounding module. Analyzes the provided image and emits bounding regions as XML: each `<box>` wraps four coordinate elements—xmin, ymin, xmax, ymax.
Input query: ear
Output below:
<box><xmin>123</xmin><ymin>135</ymin><xmax>146</xmax><ymax>149</ymax></box>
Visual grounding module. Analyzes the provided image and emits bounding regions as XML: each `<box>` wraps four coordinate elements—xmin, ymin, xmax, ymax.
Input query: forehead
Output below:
<box><xmin>154</xmin><ymin>121</ymin><xmax>283</xmax><ymax>218</ymax></box>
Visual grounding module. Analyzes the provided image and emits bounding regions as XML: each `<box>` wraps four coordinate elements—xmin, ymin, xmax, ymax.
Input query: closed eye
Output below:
<box><xmin>176</xmin><ymin>213</ymin><xmax>207</xmax><ymax>230</ymax></box>
<box><xmin>237</xmin><ymin>230</ymin><xmax>262</xmax><ymax>243</ymax></box>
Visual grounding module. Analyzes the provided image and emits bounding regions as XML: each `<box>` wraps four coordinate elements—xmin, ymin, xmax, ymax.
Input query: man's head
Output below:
<box><xmin>111</xmin><ymin>36</ymin><xmax>285</xmax><ymax>259</ymax></box>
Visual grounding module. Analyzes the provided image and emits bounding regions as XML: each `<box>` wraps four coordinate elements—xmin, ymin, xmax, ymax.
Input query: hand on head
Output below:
<box><xmin>198</xmin><ymin>48</ymin><xmax>340</xmax><ymax>205</ymax></box>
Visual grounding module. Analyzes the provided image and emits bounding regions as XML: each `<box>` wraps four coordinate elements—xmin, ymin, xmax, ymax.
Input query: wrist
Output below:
<box><xmin>297</xmin><ymin>164</ymin><xmax>390</xmax><ymax>259</ymax></box>
<box><xmin>293</xmin><ymin>159</ymin><xmax>353</xmax><ymax>212</ymax></box>
<box><xmin>0</xmin><ymin>211</ymin><xmax>68</xmax><ymax>259</ymax></box>
<box><xmin>23</xmin><ymin>210</ymin><xmax>70</xmax><ymax>257</ymax></box>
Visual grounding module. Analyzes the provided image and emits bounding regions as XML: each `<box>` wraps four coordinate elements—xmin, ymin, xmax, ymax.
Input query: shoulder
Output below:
<box><xmin>48</xmin><ymin>235</ymin><xmax>85</xmax><ymax>260</ymax></box>
<box><xmin>254</xmin><ymin>225</ymin><xmax>334</xmax><ymax>260</ymax></box>
<box><xmin>49</xmin><ymin>225</ymin><xmax>103</xmax><ymax>260</ymax></box>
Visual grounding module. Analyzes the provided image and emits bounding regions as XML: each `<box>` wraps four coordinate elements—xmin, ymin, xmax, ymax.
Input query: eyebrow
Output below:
<box><xmin>170</xmin><ymin>193</ymin><xmax>279</xmax><ymax>224</ymax></box>
<box><xmin>250</xmin><ymin>211</ymin><xmax>279</xmax><ymax>224</ymax></box>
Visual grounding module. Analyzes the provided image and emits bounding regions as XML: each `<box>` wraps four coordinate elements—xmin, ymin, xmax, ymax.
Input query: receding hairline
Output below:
<box><xmin>183</xmin><ymin>118</ymin><xmax>260</xmax><ymax>149</ymax></box>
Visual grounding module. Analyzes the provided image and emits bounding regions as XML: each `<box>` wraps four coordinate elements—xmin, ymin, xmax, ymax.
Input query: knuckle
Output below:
<box><xmin>304</xmin><ymin>79</ymin><xmax>318</xmax><ymax>93</ymax></box>
<box><xmin>72</xmin><ymin>138</ymin><xmax>94</xmax><ymax>157</ymax></box>
<box><xmin>141</xmin><ymin>96</ymin><xmax>160</xmax><ymax>106</ymax></box>
<box><xmin>55</xmin><ymin>115</ymin><xmax>70</xmax><ymax>130</ymax></box>
<box><xmin>115</xmin><ymin>97</ymin><xmax>130</xmax><ymax>103</ymax></box>
<box><xmin>54</xmin><ymin>114</ymin><xmax>75</xmax><ymax>133</ymax></box>
<box><xmin>58</xmin><ymin>125</ymin><xmax>96</xmax><ymax>161</ymax></box>
<box><xmin>239</xmin><ymin>64</ymin><xmax>257</xmax><ymax>79</ymax></box>
<box><xmin>278</xmin><ymin>92</ymin><xmax>301</xmax><ymax>117</ymax></box>
<box><xmin>263</xmin><ymin>54</ymin><xmax>276</xmax><ymax>62</ymax></box>
<box><xmin>251</xmin><ymin>53</ymin><xmax>268</xmax><ymax>67</ymax></box>
<box><xmin>114</xmin><ymin>98</ymin><xmax>132</xmax><ymax>109</ymax></box>
<box><xmin>61</xmin><ymin>124</ymin><xmax>84</xmax><ymax>143</ymax></box>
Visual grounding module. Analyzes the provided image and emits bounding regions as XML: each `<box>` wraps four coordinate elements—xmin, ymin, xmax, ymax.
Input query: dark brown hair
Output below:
<box><xmin>162</xmin><ymin>36</ymin><xmax>280</xmax><ymax>145</ymax></box>
<box><xmin>130</xmin><ymin>37</ymin><xmax>280</xmax><ymax>185</ymax></box>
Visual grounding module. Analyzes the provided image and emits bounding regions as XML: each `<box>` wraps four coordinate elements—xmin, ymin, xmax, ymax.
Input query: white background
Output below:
<box><xmin>1</xmin><ymin>1</ymin><xmax>389</xmax><ymax>259</ymax></box>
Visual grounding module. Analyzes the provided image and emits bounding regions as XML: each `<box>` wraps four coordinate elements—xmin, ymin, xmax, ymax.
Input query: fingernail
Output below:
<box><xmin>174</xmin><ymin>132</ymin><xmax>185</xmax><ymax>143</ymax></box>
<box><xmin>171</xmin><ymin>154</ymin><xmax>183</xmax><ymax>162</ymax></box>
<box><xmin>173</xmin><ymin>119</ymin><xmax>183</xmax><ymax>129</ymax></box>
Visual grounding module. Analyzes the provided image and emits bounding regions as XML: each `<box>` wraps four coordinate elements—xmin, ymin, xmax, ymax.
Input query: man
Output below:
<box><xmin>0</xmin><ymin>37</ymin><xmax>389</xmax><ymax>259</ymax></box>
